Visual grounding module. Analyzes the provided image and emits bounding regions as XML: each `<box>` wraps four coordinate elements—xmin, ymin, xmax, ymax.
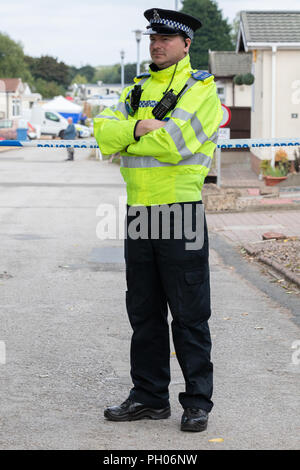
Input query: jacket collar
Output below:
<box><xmin>149</xmin><ymin>54</ymin><xmax>191</xmax><ymax>82</ymax></box>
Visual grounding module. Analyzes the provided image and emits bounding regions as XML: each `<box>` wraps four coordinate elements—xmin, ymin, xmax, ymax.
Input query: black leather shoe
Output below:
<box><xmin>104</xmin><ymin>398</ymin><xmax>171</xmax><ymax>422</ymax></box>
<box><xmin>181</xmin><ymin>408</ymin><xmax>208</xmax><ymax>432</ymax></box>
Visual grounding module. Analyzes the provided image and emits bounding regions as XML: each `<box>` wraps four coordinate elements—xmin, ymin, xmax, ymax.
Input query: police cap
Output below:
<box><xmin>143</xmin><ymin>8</ymin><xmax>202</xmax><ymax>40</ymax></box>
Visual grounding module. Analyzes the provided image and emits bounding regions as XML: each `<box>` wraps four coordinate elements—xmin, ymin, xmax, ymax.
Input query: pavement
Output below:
<box><xmin>206</xmin><ymin>210</ymin><xmax>300</xmax><ymax>244</ymax></box>
<box><xmin>0</xmin><ymin>147</ymin><xmax>299</xmax><ymax>450</ymax></box>
<box><xmin>210</xmin><ymin>150</ymin><xmax>300</xmax><ymax>212</ymax></box>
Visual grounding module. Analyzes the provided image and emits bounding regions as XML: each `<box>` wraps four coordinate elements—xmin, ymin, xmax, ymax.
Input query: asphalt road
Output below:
<box><xmin>0</xmin><ymin>148</ymin><xmax>299</xmax><ymax>450</ymax></box>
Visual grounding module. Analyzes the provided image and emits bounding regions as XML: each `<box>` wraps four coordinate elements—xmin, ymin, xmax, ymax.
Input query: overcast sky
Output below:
<box><xmin>1</xmin><ymin>0</ymin><xmax>300</xmax><ymax>67</ymax></box>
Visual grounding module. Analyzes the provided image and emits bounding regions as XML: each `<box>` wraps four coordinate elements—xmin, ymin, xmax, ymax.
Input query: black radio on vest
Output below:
<box><xmin>152</xmin><ymin>84</ymin><xmax>188</xmax><ymax>120</ymax></box>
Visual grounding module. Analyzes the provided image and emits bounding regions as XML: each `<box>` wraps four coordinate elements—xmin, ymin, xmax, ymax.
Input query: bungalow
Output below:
<box><xmin>208</xmin><ymin>50</ymin><xmax>252</xmax><ymax>107</ymax></box>
<box><xmin>236</xmin><ymin>10</ymin><xmax>300</xmax><ymax>172</ymax></box>
<box><xmin>0</xmin><ymin>78</ymin><xmax>41</xmax><ymax>120</ymax></box>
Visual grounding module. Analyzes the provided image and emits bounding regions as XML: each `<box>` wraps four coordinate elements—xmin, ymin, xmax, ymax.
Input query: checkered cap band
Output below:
<box><xmin>150</xmin><ymin>17</ymin><xmax>194</xmax><ymax>39</ymax></box>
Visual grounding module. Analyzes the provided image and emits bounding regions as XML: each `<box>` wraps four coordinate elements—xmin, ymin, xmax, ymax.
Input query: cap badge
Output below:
<box><xmin>153</xmin><ymin>10</ymin><xmax>160</xmax><ymax>21</ymax></box>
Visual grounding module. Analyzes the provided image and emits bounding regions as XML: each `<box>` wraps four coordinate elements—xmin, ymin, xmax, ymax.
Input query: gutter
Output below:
<box><xmin>247</xmin><ymin>42</ymin><xmax>300</xmax><ymax>50</ymax></box>
<box><xmin>271</xmin><ymin>45</ymin><xmax>277</xmax><ymax>166</ymax></box>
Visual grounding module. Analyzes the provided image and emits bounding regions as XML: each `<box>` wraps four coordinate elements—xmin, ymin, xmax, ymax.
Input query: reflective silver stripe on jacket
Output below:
<box><xmin>115</xmin><ymin>102</ymin><xmax>128</xmax><ymax>118</ymax></box>
<box><xmin>165</xmin><ymin>118</ymin><xmax>217</xmax><ymax>159</ymax></box>
<box><xmin>190</xmin><ymin>114</ymin><xmax>210</xmax><ymax>145</ymax></box>
<box><xmin>164</xmin><ymin>120</ymin><xmax>191</xmax><ymax>159</ymax></box>
<box><xmin>121</xmin><ymin>153</ymin><xmax>212</xmax><ymax>169</ymax></box>
<box><xmin>95</xmin><ymin>114</ymin><xmax>119</xmax><ymax>120</ymax></box>
<box><xmin>210</xmin><ymin>131</ymin><xmax>219</xmax><ymax>144</ymax></box>
<box><xmin>171</xmin><ymin>108</ymin><xmax>193</xmax><ymax>121</ymax></box>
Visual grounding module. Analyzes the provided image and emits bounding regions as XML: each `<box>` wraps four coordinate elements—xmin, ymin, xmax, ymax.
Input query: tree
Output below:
<box><xmin>26</xmin><ymin>55</ymin><xmax>70</xmax><ymax>87</ymax></box>
<box><xmin>77</xmin><ymin>65</ymin><xmax>95</xmax><ymax>83</ymax></box>
<box><xmin>94</xmin><ymin>65</ymin><xmax>120</xmax><ymax>84</ymax></box>
<box><xmin>33</xmin><ymin>78</ymin><xmax>66</xmax><ymax>99</ymax></box>
<box><xmin>124</xmin><ymin>63</ymin><xmax>138</xmax><ymax>84</ymax></box>
<box><xmin>71</xmin><ymin>73</ymin><xmax>87</xmax><ymax>85</ymax></box>
<box><xmin>94</xmin><ymin>61</ymin><xmax>151</xmax><ymax>85</ymax></box>
<box><xmin>0</xmin><ymin>32</ymin><xmax>33</xmax><ymax>84</ymax></box>
<box><xmin>181</xmin><ymin>0</ymin><xmax>234</xmax><ymax>68</ymax></box>
<box><xmin>67</xmin><ymin>65</ymin><xmax>78</xmax><ymax>85</ymax></box>
<box><xmin>230</xmin><ymin>12</ymin><xmax>240</xmax><ymax>47</ymax></box>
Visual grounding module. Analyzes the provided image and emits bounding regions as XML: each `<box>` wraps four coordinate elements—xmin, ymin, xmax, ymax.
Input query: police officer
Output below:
<box><xmin>94</xmin><ymin>8</ymin><xmax>222</xmax><ymax>432</ymax></box>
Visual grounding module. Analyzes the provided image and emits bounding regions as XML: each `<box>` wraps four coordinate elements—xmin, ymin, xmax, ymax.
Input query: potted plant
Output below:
<box><xmin>260</xmin><ymin>159</ymin><xmax>289</xmax><ymax>186</ymax></box>
<box><xmin>260</xmin><ymin>149</ymin><xmax>291</xmax><ymax>186</ymax></box>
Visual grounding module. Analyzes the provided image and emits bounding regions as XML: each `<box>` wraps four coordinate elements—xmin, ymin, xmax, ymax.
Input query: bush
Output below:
<box><xmin>234</xmin><ymin>74</ymin><xmax>244</xmax><ymax>85</ymax></box>
<box><xmin>234</xmin><ymin>73</ymin><xmax>255</xmax><ymax>86</ymax></box>
<box><xmin>242</xmin><ymin>73</ymin><xmax>254</xmax><ymax>85</ymax></box>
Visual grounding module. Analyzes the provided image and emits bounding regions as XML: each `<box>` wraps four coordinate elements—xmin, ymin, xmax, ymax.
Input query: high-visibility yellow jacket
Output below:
<box><xmin>93</xmin><ymin>54</ymin><xmax>222</xmax><ymax>206</ymax></box>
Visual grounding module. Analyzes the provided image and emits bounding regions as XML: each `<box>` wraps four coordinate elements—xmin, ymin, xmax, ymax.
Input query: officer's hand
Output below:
<box><xmin>135</xmin><ymin>119</ymin><xmax>165</xmax><ymax>137</ymax></box>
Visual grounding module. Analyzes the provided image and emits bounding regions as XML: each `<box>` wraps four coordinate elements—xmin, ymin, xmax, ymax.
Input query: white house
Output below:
<box><xmin>0</xmin><ymin>78</ymin><xmax>41</xmax><ymax>120</ymax></box>
<box><xmin>208</xmin><ymin>50</ymin><xmax>252</xmax><ymax>107</ymax></box>
<box><xmin>71</xmin><ymin>82</ymin><xmax>123</xmax><ymax>100</ymax></box>
<box><xmin>236</xmin><ymin>10</ymin><xmax>300</xmax><ymax>171</ymax></box>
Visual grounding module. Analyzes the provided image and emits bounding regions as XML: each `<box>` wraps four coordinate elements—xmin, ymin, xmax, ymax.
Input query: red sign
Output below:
<box><xmin>220</xmin><ymin>104</ymin><xmax>231</xmax><ymax>128</ymax></box>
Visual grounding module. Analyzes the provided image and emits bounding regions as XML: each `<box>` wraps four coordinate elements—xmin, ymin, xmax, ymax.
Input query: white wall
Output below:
<box><xmin>0</xmin><ymin>94</ymin><xmax>7</xmax><ymax>118</ymax></box>
<box><xmin>234</xmin><ymin>83</ymin><xmax>252</xmax><ymax>107</ymax></box>
<box><xmin>251</xmin><ymin>49</ymin><xmax>300</xmax><ymax>160</ymax></box>
<box><xmin>216</xmin><ymin>79</ymin><xmax>252</xmax><ymax>107</ymax></box>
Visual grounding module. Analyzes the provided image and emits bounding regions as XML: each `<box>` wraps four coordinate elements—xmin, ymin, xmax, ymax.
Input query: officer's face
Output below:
<box><xmin>150</xmin><ymin>34</ymin><xmax>191</xmax><ymax>69</ymax></box>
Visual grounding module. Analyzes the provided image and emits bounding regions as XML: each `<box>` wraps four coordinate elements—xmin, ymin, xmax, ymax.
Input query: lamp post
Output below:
<box><xmin>133</xmin><ymin>29</ymin><xmax>142</xmax><ymax>76</ymax></box>
<box><xmin>120</xmin><ymin>50</ymin><xmax>125</xmax><ymax>89</ymax></box>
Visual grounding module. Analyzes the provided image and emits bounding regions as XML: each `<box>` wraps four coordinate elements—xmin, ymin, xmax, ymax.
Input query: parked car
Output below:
<box><xmin>75</xmin><ymin>123</ymin><xmax>92</xmax><ymax>138</ymax></box>
<box><xmin>0</xmin><ymin>119</ymin><xmax>34</xmax><ymax>140</ymax></box>
<box><xmin>0</xmin><ymin>119</ymin><xmax>18</xmax><ymax>140</ymax></box>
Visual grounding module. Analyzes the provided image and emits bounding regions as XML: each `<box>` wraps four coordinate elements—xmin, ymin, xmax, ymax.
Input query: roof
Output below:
<box><xmin>238</xmin><ymin>11</ymin><xmax>300</xmax><ymax>50</ymax></box>
<box><xmin>42</xmin><ymin>95</ymin><xmax>82</xmax><ymax>112</ymax></box>
<box><xmin>209</xmin><ymin>51</ymin><xmax>252</xmax><ymax>77</ymax></box>
<box><xmin>0</xmin><ymin>78</ymin><xmax>23</xmax><ymax>92</ymax></box>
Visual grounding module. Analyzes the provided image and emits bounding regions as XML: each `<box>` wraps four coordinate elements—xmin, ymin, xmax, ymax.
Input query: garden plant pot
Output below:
<box><xmin>263</xmin><ymin>175</ymin><xmax>287</xmax><ymax>186</ymax></box>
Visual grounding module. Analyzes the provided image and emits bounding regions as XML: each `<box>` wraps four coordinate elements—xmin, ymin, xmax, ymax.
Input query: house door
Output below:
<box><xmin>228</xmin><ymin>107</ymin><xmax>251</xmax><ymax>139</ymax></box>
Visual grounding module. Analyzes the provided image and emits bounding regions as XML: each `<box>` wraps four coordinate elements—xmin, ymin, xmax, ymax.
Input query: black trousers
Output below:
<box><xmin>124</xmin><ymin>201</ymin><xmax>213</xmax><ymax>412</ymax></box>
<box><xmin>67</xmin><ymin>148</ymin><xmax>74</xmax><ymax>160</ymax></box>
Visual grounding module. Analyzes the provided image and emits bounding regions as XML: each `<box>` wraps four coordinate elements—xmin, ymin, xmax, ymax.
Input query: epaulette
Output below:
<box><xmin>191</xmin><ymin>70</ymin><xmax>213</xmax><ymax>81</ymax></box>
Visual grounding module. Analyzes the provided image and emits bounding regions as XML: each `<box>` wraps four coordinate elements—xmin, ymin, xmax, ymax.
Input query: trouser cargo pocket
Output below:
<box><xmin>177</xmin><ymin>266</ymin><xmax>211</xmax><ymax>325</ymax></box>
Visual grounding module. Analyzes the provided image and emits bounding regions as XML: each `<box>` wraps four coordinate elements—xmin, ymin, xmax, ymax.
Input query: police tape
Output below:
<box><xmin>0</xmin><ymin>139</ymin><xmax>99</xmax><ymax>149</ymax></box>
<box><xmin>0</xmin><ymin>137</ymin><xmax>300</xmax><ymax>149</ymax></box>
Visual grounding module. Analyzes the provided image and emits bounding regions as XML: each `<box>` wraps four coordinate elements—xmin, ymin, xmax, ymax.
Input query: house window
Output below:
<box><xmin>88</xmin><ymin>89</ymin><xmax>91</xmax><ymax>95</ymax></box>
<box><xmin>0</xmin><ymin>120</ymin><xmax>13</xmax><ymax>128</ymax></box>
<box><xmin>12</xmin><ymin>99</ymin><xmax>21</xmax><ymax>116</ymax></box>
<box><xmin>216</xmin><ymin>85</ymin><xmax>226</xmax><ymax>104</ymax></box>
